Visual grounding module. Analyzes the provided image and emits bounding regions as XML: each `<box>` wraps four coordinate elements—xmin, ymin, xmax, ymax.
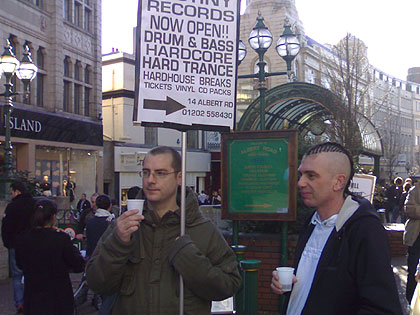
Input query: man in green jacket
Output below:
<box><xmin>87</xmin><ymin>146</ymin><xmax>241</xmax><ymax>314</ymax></box>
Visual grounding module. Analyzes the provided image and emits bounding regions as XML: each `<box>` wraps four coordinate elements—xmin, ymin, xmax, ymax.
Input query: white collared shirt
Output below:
<box><xmin>286</xmin><ymin>212</ymin><xmax>338</xmax><ymax>315</ymax></box>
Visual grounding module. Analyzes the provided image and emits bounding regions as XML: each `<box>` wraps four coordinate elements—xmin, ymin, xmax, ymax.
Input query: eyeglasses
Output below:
<box><xmin>139</xmin><ymin>170</ymin><xmax>180</xmax><ymax>179</ymax></box>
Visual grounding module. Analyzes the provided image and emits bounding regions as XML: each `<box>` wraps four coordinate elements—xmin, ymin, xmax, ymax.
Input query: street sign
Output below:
<box><xmin>221</xmin><ymin>130</ymin><xmax>298</xmax><ymax>221</ymax></box>
<box><xmin>134</xmin><ymin>0</ymin><xmax>241</xmax><ymax>131</ymax></box>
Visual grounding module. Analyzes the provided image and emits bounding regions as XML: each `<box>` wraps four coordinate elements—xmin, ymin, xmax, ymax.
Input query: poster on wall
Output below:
<box><xmin>133</xmin><ymin>0</ymin><xmax>241</xmax><ymax>131</ymax></box>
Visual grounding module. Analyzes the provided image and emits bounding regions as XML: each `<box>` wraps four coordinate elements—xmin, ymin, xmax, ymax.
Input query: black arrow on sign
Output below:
<box><xmin>144</xmin><ymin>97</ymin><xmax>185</xmax><ymax>115</ymax></box>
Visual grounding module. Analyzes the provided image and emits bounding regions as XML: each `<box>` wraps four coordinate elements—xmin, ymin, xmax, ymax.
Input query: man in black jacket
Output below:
<box><xmin>1</xmin><ymin>181</ymin><xmax>35</xmax><ymax>313</ymax></box>
<box><xmin>271</xmin><ymin>142</ymin><xmax>402</xmax><ymax>314</ymax></box>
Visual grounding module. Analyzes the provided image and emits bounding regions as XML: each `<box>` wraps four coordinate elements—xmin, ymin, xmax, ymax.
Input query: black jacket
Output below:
<box><xmin>15</xmin><ymin>228</ymin><xmax>85</xmax><ymax>315</ymax></box>
<box><xmin>1</xmin><ymin>193</ymin><xmax>35</xmax><ymax>249</ymax></box>
<box><xmin>287</xmin><ymin>196</ymin><xmax>402</xmax><ymax>314</ymax></box>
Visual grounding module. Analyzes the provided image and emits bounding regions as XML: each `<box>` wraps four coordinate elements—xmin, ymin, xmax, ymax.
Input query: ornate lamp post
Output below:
<box><xmin>238</xmin><ymin>13</ymin><xmax>301</xmax><ymax>130</ymax></box>
<box><xmin>0</xmin><ymin>40</ymin><xmax>38</xmax><ymax>198</ymax></box>
<box><xmin>235</xmin><ymin>15</ymin><xmax>301</xmax><ymax>309</ymax></box>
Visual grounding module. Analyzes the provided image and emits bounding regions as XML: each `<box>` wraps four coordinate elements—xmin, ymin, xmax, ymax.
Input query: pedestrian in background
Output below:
<box><xmin>76</xmin><ymin>193</ymin><xmax>91</xmax><ymax>213</ymax></box>
<box><xmin>15</xmin><ymin>199</ymin><xmax>85</xmax><ymax>315</ymax></box>
<box><xmin>386</xmin><ymin>176</ymin><xmax>403</xmax><ymax>223</ymax></box>
<box><xmin>1</xmin><ymin>181</ymin><xmax>35</xmax><ymax>313</ymax></box>
<box><xmin>404</xmin><ymin>178</ymin><xmax>420</xmax><ymax>303</ymax></box>
<box><xmin>86</xmin><ymin>194</ymin><xmax>117</xmax><ymax>314</ymax></box>
<box><xmin>75</xmin><ymin>193</ymin><xmax>98</xmax><ymax>241</ymax></box>
<box><xmin>400</xmin><ymin>181</ymin><xmax>412</xmax><ymax>224</ymax></box>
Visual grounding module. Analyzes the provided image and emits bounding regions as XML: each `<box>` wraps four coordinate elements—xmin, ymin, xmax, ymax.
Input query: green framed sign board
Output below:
<box><xmin>221</xmin><ymin>130</ymin><xmax>297</xmax><ymax>221</ymax></box>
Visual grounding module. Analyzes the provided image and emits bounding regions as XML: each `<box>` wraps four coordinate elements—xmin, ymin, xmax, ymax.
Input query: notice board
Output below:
<box><xmin>221</xmin><ymin>130</ymin><xmax>298</xmax><ymax>221</ymax></box>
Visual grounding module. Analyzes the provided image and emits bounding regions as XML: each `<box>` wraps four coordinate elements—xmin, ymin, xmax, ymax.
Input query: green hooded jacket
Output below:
<box><xmin>86</xmin><ymin>188</ymin><xmax>241</xmax><ymax>314</ymax></box>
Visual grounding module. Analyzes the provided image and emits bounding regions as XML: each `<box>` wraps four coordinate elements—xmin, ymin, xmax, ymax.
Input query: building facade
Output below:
<box><xmin>0</xmin><ymin>0</ymin><xmax>103</xmax><ymax>200</ymax></box>
<box><xmin>102</xmin><ymin>52</ymin><xmax>211</xmax><ymax>205</ymax></box>
<box><xmin>237</xmin><ymin>0</ymin><xmax>420</xmax><ymax>181</ymax></box>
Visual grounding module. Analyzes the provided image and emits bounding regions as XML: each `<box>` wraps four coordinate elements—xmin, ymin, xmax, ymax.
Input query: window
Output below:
<box><xmin>84</xmin><ymin>7</ymin><xmax>91</xmax><ymax>32</ymax></box>
<box><xmin>417</xmin><ymin>135</ymin><xmax>420</xmax><ymax>146</ymax></box>
<box><xmin>74</xmin><ymin>61</ymin><xmax>82</xmax><ymax>81</ymax></box>
<box><xmin>37</xmin><ymin>47</ymin><xmax>44</xmax><ymax>70</ymax></box>
<box><xmin>145</xmin><ymin>127</ymin><xmax>158</xmax><ymax>145</ymax></box>
<box><xmin>64</xmin><ymin>56</ymin><xmax>72</xmax><ymax>78</ymax></box>
<box><xmin>75</xmin><ymin>1</ymin><xmax>82</xmax><ymax>27</ymax></box>
<box><xmin>36</xmin><ymin>74</ymin><xmax>44</xmax><ymax>107</ymax></box>
<box><xmin>64</xmin><ymin>0</ymin><xmax>72</xmax><ymax>21</ymax></box>
<box><xmin>84</xmin><ymin>87</ymin><xmax>90</xmax><ymax>116</ymax></box>
<box><xmin>187</xmin><ymin>130</ymin><xmax>199</xmax><ymax>149</ymax></box>
<box><xmin>416</xmin><ymin>101</ymin><xmax>420</xmax><ymax>112</ymax></box>
<box><xmin>63</xmin><ymin>81</ymin><xmax>71</xmax><ymax>112</ymax></box>
<box><xmin>74</xmin><ymin>84</ymin><xmax>81</xmax><ymax>114</ymax></box>
<box><xmin>84</xmin><ymin>65</ymin><xmax>91</xmax><ymax>84</ymax></box>
<box><xmin>416</xmin><ymin>120</ymin><xmax>420</xmax><ymax>130</ymax></box>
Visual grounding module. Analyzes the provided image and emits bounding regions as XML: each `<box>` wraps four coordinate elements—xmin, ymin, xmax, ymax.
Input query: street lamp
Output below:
<box><xmin>238</xmin><ymin>13</ymin><xmax>300</xmax><ymax>130</ymax></box>
<box><xmin>0</xmin><ymin>40</ymin><xmax>37</xmax><ymax>198</ymax></box>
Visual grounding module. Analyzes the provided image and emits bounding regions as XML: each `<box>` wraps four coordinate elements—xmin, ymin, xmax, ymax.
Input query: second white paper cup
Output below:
<box><xmin>126</xmin><ymin>199</ymin><xmax>145</xmax><ymax>216</ymax></box>
<box><xmin>276</xmin><ymin>267</ymin><xmax>295</xmax><ymax>292</ymax></box>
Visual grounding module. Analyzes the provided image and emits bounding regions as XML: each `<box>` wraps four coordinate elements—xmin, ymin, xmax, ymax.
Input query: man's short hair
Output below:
<box><xmin>10</xmin><ymin>181</ymin><xmax>27</xmax><ymax>194</ymax></box>
<box><xmin>127</xmin><ymin>186</ymin><xmax>141</xmax><ymax>199</ymax></box>
<box><xmin>95</xmin><ymin>194</ymin><xmax>111</xmax><ymax>210</ymax></box>
<box><xmin>394</xmin><ymin>177</ymin><xmax>403</xmax><ymax>185</ymax></box>
<box><xmin>147</xmin><ymin>146</ymin><xmax>181</xmax><ymax>172</ymax></box>
<box><xmin>304</xmin><ymin>142</ymin><xmax>354</xmax><ymax>195</ymax></box>
<box><xmin>91</xmin><ymin>192</ymin><xmax>99</xmax><ymax>199</ymax></box>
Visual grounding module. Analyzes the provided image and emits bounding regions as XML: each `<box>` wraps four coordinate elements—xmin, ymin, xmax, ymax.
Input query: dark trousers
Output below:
<box><xmin>407</xmin><ymin>233</ymin><xmax>420</xmax><ymax>302</ymax></box>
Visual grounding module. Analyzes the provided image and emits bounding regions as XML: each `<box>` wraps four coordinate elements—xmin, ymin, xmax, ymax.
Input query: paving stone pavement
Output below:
<box><xmin>0</xmin><ymin>257</ymin><xmax>413</xmax><ymax>314</ymax></box>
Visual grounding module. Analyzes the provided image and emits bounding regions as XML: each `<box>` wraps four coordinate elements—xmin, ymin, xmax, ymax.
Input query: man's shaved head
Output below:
<box><xmin>303</xmin><ymin>142</ymin><xmax>354</xmax><ymax>195</ymax></box>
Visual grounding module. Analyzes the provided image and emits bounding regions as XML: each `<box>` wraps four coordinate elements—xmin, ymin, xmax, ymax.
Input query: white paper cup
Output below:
<box><xmin>276</xmin><ymin>267</ymin><xmax>295</xmax><ymax>292</ymax></box>
<box><xmin>126</xmin><ymin>199</ymin><xmax>145</xmax><ymax>216</ymax></box>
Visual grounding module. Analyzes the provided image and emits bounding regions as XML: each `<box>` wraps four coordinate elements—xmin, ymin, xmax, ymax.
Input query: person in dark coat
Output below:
<box><xmin>76</xmin><ymin>193</ymin><xmax>91</xmax><ymax>213</ymax></box>
<box><xmin>86</xmin><ymin>194</ymin><xmax>116</xmax><ymax>314</ymax></box>
<box><xmin>270</xmin><ymin>142</ymin><xmax>402</xmax><ymax>314</ymax></box>
<box><xmin>15</xmin><ymin>199</ymin><xmax>85</xmax><ymax>315</ymax></box>
<box><xmin>1</xmin><ymin>181</ymin><xmax>35</xmax><ymax>313</ymax></box>
<box><xmin>75</xmin><ymin>193</ymin><xmax>98</xmax><ymax>241</ymax></box>
<box><xmin>86</xmin><ymin>194</ymin><xmax>114</xmax><ymax>259</ymax></box>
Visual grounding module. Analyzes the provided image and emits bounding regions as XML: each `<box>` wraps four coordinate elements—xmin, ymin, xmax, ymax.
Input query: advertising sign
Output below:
<box><xmin>349</xmin><ymin>173</ymin><xmax>376</xmax><ymax>203</ymax></box>
<box><xmin>221</xmin><ymin>130</ymin><xmax>298</xmax><ymax>221</ymax></box>
<box><xmin>134</xmin><ymin>0</ymin><xmax>240</xmax><ymax>131</ymax></box>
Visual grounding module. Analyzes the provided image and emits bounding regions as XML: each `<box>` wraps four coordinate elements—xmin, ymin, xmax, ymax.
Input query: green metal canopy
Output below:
<box><xmin>237</xmin><ymin>82</ymin><xmax>383</xmax><ymax>157</ymax></box>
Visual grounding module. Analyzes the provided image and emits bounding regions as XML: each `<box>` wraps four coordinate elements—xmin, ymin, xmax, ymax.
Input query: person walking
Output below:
<box><xmin>86</xmin><ymin>146</ymin><xmax>241</xmax><ymax>314</ymax></box>
<box><xmin>14</xmin><ymin>199</ymin><xmax>85</xmax><ymax>315</ymax></box>
<box><xmin>386</xmin><ymin>177</ymin><xmax>404</xmax><ymax>223</ymax></box>
<box><xmin>404</xmin><ymin>178</ymin><xmax>420</xmax><ymax>303</ymax></box>
<box><xmin>85</xmin><ymin>194</ymin><xmax>116</xmax><ymax>314</ymax></box>
<box><xmin>1</xmin><ymin>181</ymin><xmax>35</xmax><ymax>313</ymax></box>
<box><xmin>271</xmin><ymin>142</ymin><xmax>402</xmax><ymax>314</ymax></box>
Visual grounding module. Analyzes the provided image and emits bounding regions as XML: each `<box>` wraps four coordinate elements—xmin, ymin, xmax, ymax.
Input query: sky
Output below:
<box><xmin>102</xmin><ymin>0</ymin><xmax>420</xmax><ymax>81</ymax></box>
